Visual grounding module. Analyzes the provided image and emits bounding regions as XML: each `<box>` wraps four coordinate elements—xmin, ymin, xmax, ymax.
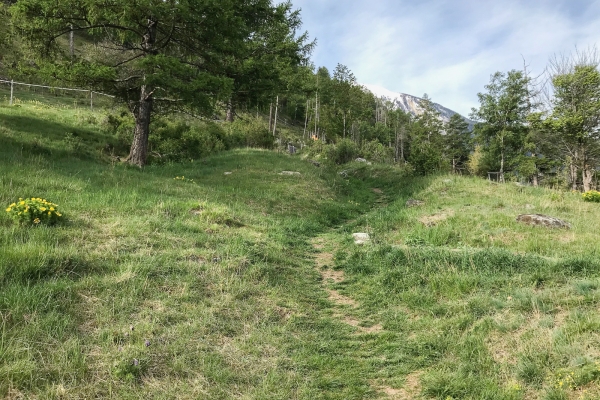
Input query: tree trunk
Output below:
<box><xmin>394</xmin><ymin>125</ymin><xmax>399</xmax><ymax>162</ymax></box>
<box><xmin>128</xmin><ymin>18</ymin><xmax>156</xmax><ymax>167</ymax></box>
<box><xmin>69</xmin><ymin>25</ymin><xmax>74</xmax><ymax>59</ymax></box>
<box><xmin>129</xmin><ymin>85</ymin><xmax>153</xmax><ymax>166</ymax></box>
<box><xmin>314</xmin><ymin>92</ymin><xmax>318</xmax><ymax>139</ymax></box>
<box><xmin>570</xmin><ymin>164</ymin><xmax>578</xmax><ymax>191</ymax></box>
<box><xmin>532</xmin><ymin>172</ymin><xmax>538</xmax><ymax>187</ymax></box>
<box><xmin>226</xmin><ymin>99</ymin><xmax>235</xmax><ymax>122</ymax></box>
<box><xmin>272</xmin><ymin>95</ymin><xmax>279</xmax><ymax>137</ymax></box>
<box><xmin>303</xmin><ymin>99</ymin><xmax>309</xmax><ymax>139</ymax></box>
<box><xmin>500</xmin><ymin>149</ymin><xmax>505</xmax><ymax>183</ymax></box>
<box><xmin>583</xmin><ymin>167</ymin><xmax>594</xmax><ymax>192</ymax></box>
<box><xmin>400</xmin><ymin>126</ymin><xmax>405</xmax><ymax>162</ymax></box>
<box><xmin>268</xmin><ymin>102</ymin><xmax>273</xmax><ymax>132</ymax></box>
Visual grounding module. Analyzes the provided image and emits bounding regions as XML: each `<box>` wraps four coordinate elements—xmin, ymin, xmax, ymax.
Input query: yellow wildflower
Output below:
<box><xmin>48</xmin><ymin>212</ymin><xmax>51</xmax><ymax>216</ymax></box>
<box><xmin>33</xmin><ymin>218</ymin><xmax>40</xmax><ymax>224</ymax></box>
<box><xmin>5</xmin><ymin>207</ymin><xmax>11</xmax><ymax>212</ymax></box>
<box><xmin>50</xmin><ymin>207</ymin><xmax>55</xmax><ymax>211</ymax></box>
<box><xmin>40</xmin><ymin>207</ymin><xmax>46</xmax><ymax>212</ymax></box>
<box><xmin>56</xmin><ymin>212</ymin><xmax>62</xmax><ymax>217</ymax></box>
<box><xmin>19</xmin><ymin>201</ymin><xmax>25</xmax><ymax>205</ymax></box>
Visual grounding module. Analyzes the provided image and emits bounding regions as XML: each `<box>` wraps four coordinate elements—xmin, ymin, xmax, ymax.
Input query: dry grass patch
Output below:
<box><xmin>418</xmin><ymin>211</ymin><xmax>454</xmax><ymax>227</ymax></box>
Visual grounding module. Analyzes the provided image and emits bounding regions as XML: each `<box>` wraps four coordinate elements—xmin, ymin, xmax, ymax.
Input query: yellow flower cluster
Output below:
<box><xmin>582</xmin><ymin>190</ymin><xmax>600</xmax><ymax>202</ymax></box>
<box><xmin>5</xmin><ymin>197</ymin><xmax>62</xmax><ymax>225</ymax></box>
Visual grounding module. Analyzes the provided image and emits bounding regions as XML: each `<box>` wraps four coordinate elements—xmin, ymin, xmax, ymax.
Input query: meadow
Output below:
<box><xmin>1</xmin><ymin>102</ymin><xmax>600</xmax><ymax>399</ymax></box>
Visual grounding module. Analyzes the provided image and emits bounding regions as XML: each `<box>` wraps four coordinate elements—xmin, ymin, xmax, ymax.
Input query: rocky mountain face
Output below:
<box><xmin>365</xmin><ymin>86</ymin><xmax>475</xmax><ymax>129</ymax></box>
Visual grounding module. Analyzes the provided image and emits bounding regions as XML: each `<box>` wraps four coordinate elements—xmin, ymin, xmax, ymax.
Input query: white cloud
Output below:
<box><xmin>292</xmin><ymin>0</ymin><xmax>600</xmax><ymax>116</ymax></box>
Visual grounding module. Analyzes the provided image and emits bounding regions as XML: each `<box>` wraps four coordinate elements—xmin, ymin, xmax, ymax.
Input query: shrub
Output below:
<box><xmin>149</xmin><ymin>119</ymin><xmax>228</xmax><ymax>163</ymax></box>
<box><xmin>226</xmin><ymin>118</ymin><xmax>274</xmax><ymax>149</ymax></box>
<box><xmin>582</xmin><ymin>190</ymin><xmax>600</xmax><ymax>202</ymax></box>
<box><xmin>326</xmin><ymin>139</ymin><xmax>359</xmax><ymax>165</ymax></box>
<box><xmin>6</xmin><ymin>197</ymin><xmax>63</xmax><ymax>225</ymax></box>
<box><xmin>361</xmin><ymin>140</ymin><xmax>394</xmax><ymax>164</ymax></box>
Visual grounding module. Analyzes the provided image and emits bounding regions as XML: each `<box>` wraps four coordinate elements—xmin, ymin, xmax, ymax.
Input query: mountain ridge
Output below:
<box><xmin>364</xmin><ymin>84</ymin><xmax>475</xmax><ymax>129</ymax></box>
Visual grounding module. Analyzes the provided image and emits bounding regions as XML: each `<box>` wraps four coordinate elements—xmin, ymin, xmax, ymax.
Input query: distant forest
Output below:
<box><xmin>1</xmin><ymin>1</ymin><xmax>599</xmax><ymax>191</ymax></box>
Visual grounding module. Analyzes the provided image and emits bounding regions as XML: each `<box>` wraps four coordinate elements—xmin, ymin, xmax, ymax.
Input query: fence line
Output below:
<box><xmin>0</xmin><ymin>79</ymin><xmax>115</xmax><ymax>110</ymax></box>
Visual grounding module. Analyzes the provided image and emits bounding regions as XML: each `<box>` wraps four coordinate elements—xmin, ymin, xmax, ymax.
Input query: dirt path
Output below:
<box><xmin>310</xmin><ymin>188</ymin><xmax>424</xmax><ymax>399</ymax></box>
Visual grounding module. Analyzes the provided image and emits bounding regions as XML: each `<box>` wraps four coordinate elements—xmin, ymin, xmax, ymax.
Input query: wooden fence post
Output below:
<box><xmin>9</xmin><ymin>80</ymin><xmax>13</xmax><ymax>106</ymax></box>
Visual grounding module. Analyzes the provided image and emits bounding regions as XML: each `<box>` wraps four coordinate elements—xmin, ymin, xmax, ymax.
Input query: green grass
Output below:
<box><xmin>2</xmin><ymin>102</ymin><xmax>600</xmax><ymax>399</ymax></box>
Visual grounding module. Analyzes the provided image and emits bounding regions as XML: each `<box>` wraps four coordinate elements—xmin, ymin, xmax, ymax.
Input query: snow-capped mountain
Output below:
<box><xmin>364</xmin><ymin>84</ymin><xmax>475</xmax><ymax>129</ymax></box>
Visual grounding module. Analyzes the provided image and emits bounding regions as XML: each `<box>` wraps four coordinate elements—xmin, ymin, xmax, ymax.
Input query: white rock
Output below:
<box><xmin>279</xmin><ymin>171</ymin><xmax>301</xmax><ymax>176</ymax></box>
<box><xmin>224</xmin><ymin>172</ymin><xmax>232</xmax><ymax>175</ymax></box>
<box><xmin>352</xmin><ymin>233</ymin><xmax>370</xmax><ymax>245</ymax></box>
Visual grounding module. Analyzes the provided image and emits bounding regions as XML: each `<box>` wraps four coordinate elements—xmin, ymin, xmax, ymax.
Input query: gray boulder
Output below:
<box><xmin>406</xmin><ymin>199</ymin><xmax>425</xmax><ymax>208</ymax></box>
<box><xmin>516</xmin><ymin>214</ymin><xmax>571</xmax><ymax>229</ymax></box>
<box><xmin>352</xmin><ymin>233</ymin><xmax>370</xmax><ymax>245</ymax></box>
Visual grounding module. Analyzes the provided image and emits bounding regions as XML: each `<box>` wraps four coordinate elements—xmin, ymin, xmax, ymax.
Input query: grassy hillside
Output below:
<box><xmin>1</xmin><ymin>103</ymin><xmax>600</xmax><ymax>399</ymax></box>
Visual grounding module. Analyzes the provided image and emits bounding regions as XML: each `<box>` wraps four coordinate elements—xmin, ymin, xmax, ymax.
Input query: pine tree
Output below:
<box><xmin>11</xmin><ymin>0</ymin><xmax>279</xmax><ymax>166</ymax></box>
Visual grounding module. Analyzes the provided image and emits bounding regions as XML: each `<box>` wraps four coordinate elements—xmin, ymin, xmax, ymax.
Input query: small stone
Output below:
<box><xmin>525</xmin><ymin>204</ymin><xmax>535</xmax><ymax>209</ymax></box>
<box><xmin>145</xmin><ymin>340</ymin><xmax>150</xmax><ymax>347</ymax></box>
<box><xmin>352</xmin><ymin>233</ymin><xmax>370</xmax><ymax>245</ymax></box>
<box><xmin>516</xmin><ymin>214</ymin><xmax>571</xmax><ymax>229</ymax></box>
<box><xmin>279</xmin><ymin>171</ymin><xmax>301</xmax><ymax>176</ymax></box>
<box><xmin>406</xmin><ymin>199</ymin><xmax>425</xmax><ymax>207</ymax></box>
<box><xmin>224</xmin><ymin>172</ymin><xmax>232</xmax><ymax>175</ymax></box>
<box><xmin>133</xmin><ymin>359</ymin><xmax>139</xmax><ymax>366</ymax></box>
<box><xmin>339</xmin><ymin>170</ymin><xmax>349</xmax><ymax>178</ymax></box>
<box><xmin>355</xmin><ymin>158</ymin><xmax>367</xmax><ymax>163</ymax></box>
<box><xmin>130</xmin><ymin>325</ymin><xmax>134</xmax><ymax>331</ymax></box>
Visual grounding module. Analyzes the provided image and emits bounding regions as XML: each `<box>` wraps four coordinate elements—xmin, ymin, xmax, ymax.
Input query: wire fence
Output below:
<box><xmin>0</xmin><ymin>79</ymin><xmax>116</xmax><ymax>110</ymax></box>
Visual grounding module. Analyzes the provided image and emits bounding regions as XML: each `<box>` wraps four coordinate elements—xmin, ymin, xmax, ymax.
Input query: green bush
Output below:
<box><xmin>226</xmin><ymin>118</ymin><xmax>274</xmax><ymax>149</ymax></box>
<box><xmin>409</xmin><ymin>143</ymin><xmax>445</xmax><ymax>175</ymax></box>
<box><xmin>6</xmin><ymin>197</ymin><xmax>63</xmax><ymax>225</ymax></box>
<box><xmin>361</xmin><ymin>140</ymin><xmax>394</xmax><ymax>164</ymax></box>
<box><xmin>582</xmin><ymin>190</ymin><xmax>600</xmax><ymax>202</ymax></box>
<box><xmin>326</xmin><ymin>139</ymin><xmax>359</xmax><ymax>165</ymax></box>
<box><xmin>149</xmin><ymin>119</ymin><xmax>228</xmax><ymax>163</ymax></box>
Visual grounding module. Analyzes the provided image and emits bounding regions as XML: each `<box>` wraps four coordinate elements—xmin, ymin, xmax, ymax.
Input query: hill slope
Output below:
<box><xmin>1</xmin><ymin>103</ymin><xmax>600</xmax><ymax>399</ymax></box>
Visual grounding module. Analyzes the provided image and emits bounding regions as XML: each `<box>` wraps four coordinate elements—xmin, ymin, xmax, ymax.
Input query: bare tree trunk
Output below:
<box><xmin>499</xmin><ymin>135</ymin><xmax>505</xmax><ymax>183</ymax></box>
<box><xmin>272</xmin><ymin>95</ymin><xmax>279</xmax><ymax>137</ymax></box>
<box><xmin>69</xmin><ymin>25</ymin><xmax>74</xmax><ymax>59</ymax></box>
<box><xmin>268</xmin><ymin>102</ymin><xmax>273</xmax><ymax>132</ymax></box>
<box><xmin>226</xmin><ymin>98</ymin><xmax>235</xmax><ymax>122</ymax></box>
<box><xmin>394</xmin><ymin>124</ymin><xmax>399</xmax><ymax>162</ymax></box>
<box><xmin>400</xmin><ymin>126</ymin><xmax>405</xmax><ymax>162</ymax></box>
<box><xmin>583</xmin><ymin>166</ymin><xmax>594</xmax><ymax>192</ymax></box>
<box><xmin>343</xmin><ymin>112</ymin><xmax>346</xmax><ymax>139</ymax></box>
<box><xmin>532</xmin><ymin>172</ymin><xmax>538</xmax><ymax>187</ymax></box>
<box><xmin>570</xmin><ymin>163</ymin><xmax>578</xmax><ymax>191</ymax></box>
<box><xmin>303</xmin><ymin>99</ymin><xmax>309</xmax><ymax>139</ymax></box>
<box><xmin>128</xmin><ymin>18</ymin><xmax>156</xmax><ymax>167</ymax></box>
<box><xmin>314</xmin><ymin>92</ymin><xmax>318</xmax><ymax>139</ymax></box>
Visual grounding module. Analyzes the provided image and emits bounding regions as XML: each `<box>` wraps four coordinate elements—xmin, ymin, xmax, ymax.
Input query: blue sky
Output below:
<box><xmin>291</xmin><ymin>0</ymin><xmax>600</xmax><ymax>116</ymax></box>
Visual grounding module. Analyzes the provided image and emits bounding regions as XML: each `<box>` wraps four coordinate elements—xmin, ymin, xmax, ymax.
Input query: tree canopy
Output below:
<box><xmin>11</xmin><ymin>0</ymin><xmax>307</xmax><ymax>165</ymax></box>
